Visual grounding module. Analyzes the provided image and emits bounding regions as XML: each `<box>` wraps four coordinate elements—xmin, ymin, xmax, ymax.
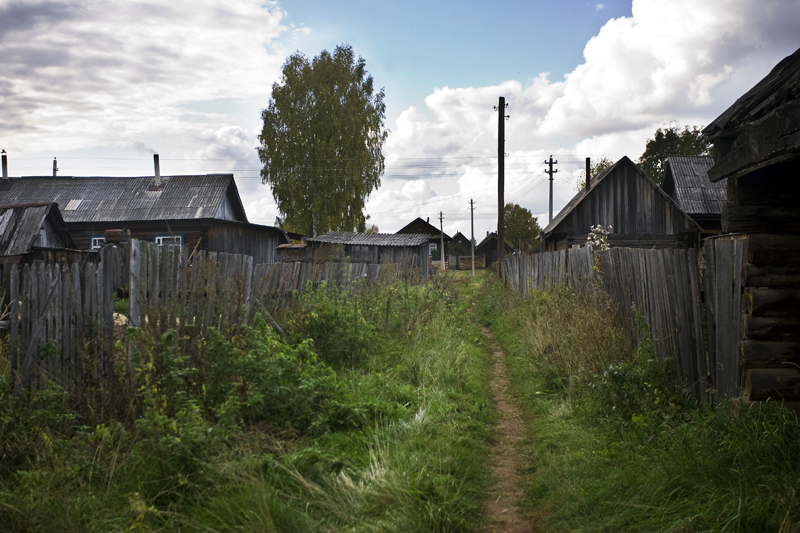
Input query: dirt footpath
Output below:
<box><xmin>482</xmin><ymin>327</ymin><xmax>534</xmax><ymax>533</ymax></box>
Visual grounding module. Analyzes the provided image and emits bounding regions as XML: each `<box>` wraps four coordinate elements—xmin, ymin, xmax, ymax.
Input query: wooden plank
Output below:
<box><xmin>747</xmin><ymin>234</ymin><xmax>800</xmax><ymax>266</ymax></box>
<box><xmin>179</xmin><ymin>245</ymin><xmax>188</xmax><ymax>335</ymax></box>
<box><xmin>13</xmin><ymin>274</ymin><xmax>60</xmax><ymax>396</ymax></box>
<box><xmin>686</xmin><ymin>250</ymin><xmax>708</xmax><ymax>404</ymax></box>
<box><xmin>129</xmin><ymin>240</ymin><xmax>141</xmax><ymax>328</ymax></box>
<box><xmin>9</xmin><ymin>263</ymin><xmax>19</xmax><ymax>377</ymax></box>
<box><xmin>740</xmin><ymin>340</ymin><xmax>800</xmax><ymax>367</ymax></box>
<box><xmin>743</xmin><ymin>367</ymin><xmax>800</xmax><ymax>402</ymax></box>
<box><xmin>71</xmin><ymin>262</ymin><xmax>81</xmax><ymax>387</ymax></box>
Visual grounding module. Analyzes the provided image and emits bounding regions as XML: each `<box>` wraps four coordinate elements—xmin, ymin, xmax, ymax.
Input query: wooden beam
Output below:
<box><xmin>743</xmin><ymin>367</ymin><xmax>800</xmax><ymax>402</ymax></box>
<box><xmin>743</xmin><ymin>288</ymin><xmax>800</xmax><ymax>317</ymax></box>
<box><xmin>747</xmin><ymin>234</ymin><xmax>800</xmax><ymax>265</ymax></box>
<box><xmin>745</xmin><ymin>316</ymin><xmax>800</xmax><ymax>342</ymax></box>
<box><xmin>741</xmin><ymin>340</ymin><xmax>800</xmax><ymax>366</ymax></box>
<box><xmin>707</xmin><ymin>99</ymin><xmax>800</xmax><ymax>182</ymax></box>
<box><xmin>723</xmin><ymin>205</ymin><xmax>800</xmax><ymax>234</ymax></box>
<box><xmin>743</xmin><ymin>264</ymin><xmax>800</xmax><ymax>288</ymax></box>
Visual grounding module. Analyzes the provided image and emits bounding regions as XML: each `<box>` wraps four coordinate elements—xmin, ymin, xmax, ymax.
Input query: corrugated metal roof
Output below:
<box><xmin>664</xmin><ymin>156</ymin><xmax>725</xmax><ymax>216</ymax></box>
<box><xmin>0</xmin><ymin>203</ymin><xmax>76</xmax><ymax>256</ymax></box>
<box><xmin>306</xmin><ymin>232</ymin><xmax>430</xmax><ymax>247</ymax></box>
<box><xmin>0</xmin><ymin>175</ymin><xmax>246</xmax><ymax>223</ymax></box>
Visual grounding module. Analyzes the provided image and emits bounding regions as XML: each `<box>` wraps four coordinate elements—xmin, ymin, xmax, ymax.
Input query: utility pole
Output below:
<box><xmin>544</xmin><ymin>155</ymin><xmax>558</xmax><ymax>222</ymax></box>
<box><xmin>469</xmin><ymin>198</ymin><xmax>476</xmax><ymax>277</ymax></box>
<box><xmin>438</xmin><ymin>211</ymin><xmax>445</xmax><ymax>271</ymax></box>
<box><xmin>495</xmin><ymin>97</ymin><xmax>509</xmax><ymax>278</ymax></box>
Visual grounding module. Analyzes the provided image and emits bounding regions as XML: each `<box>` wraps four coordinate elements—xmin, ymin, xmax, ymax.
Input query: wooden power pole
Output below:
<box><xmin>439</xmin><ymin>211</ymin><xmax>445</xmax><ymax>271</ymax></box>
<box><xmin>469</xmin><ymin>198</ymin><xmax>476</xmax><ymax>277</ymax></box>
<box><xmin>495</xmin><ymin>97</ymin><xmax>508</xmax><ymax>277</ymax></box>
<box><xmin>545</xmin><ymin>155</ymin><xmax>558</xmax><ymax>222</ymax></box>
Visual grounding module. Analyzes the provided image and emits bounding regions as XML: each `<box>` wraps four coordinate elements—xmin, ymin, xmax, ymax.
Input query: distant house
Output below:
<box><xmin>396</xmin><ymin>217</ymin><xmax>450</xmax><ymax>256</ymax></box>
<box><xmin>0</xmin><ymin>202</ymin><xmax>79</xmax><ymax>263</ymax></box>
<box><xmin>278</xmin><ymin>232</ymin><xmax>431</xmax><ymax>278</ymax></box>
<box><xmin>542</xmin><ymin>156</ymin><xmax>701</xmax><ymax>251</ymax></box>
<box><xmin>661</xmin><ymin>156</ymin><xmax>725</xmax><ymax>235</ymax></box>
<box><xmin>475</xmin><ymin>232</ymin><xmax>512</xmax><ymax>267</ymax></box>
<box><xmin>448</xmin><ymin>231</ymin><xmax>472</xmax><ymax>256</ymax></box>
<box><xmin>0</xmin><ymin>170</ymin><xmax>296</xmax><ymax>264</ymax></box>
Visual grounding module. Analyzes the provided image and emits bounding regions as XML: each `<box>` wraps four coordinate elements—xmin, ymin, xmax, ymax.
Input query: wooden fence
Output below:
<box><xmin>6</xmin><ymin>240</ymin><xmax>418</xmax><ymax>394</ymax></box>
<box><xmin>504</xmin><ymin>244</ymin><xmax>747</xmax><ymax>403</ymax></box>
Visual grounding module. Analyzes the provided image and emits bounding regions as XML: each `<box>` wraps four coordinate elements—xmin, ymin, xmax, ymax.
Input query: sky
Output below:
<box><xmin>1</xmin><ymin>0</ymin><xmax>799</xmax><ymax>239</ymax></box>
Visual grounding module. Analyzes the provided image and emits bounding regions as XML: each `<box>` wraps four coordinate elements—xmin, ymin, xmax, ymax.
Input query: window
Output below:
<box><xmin>90</xmin><ymin>236</ymin><xmax>105</xmax><ymax>250</ymax></box>
<box><xmin>154</xmin><ymin>234</ymin><xmax>183</xmax><ymax>247</ymax></box>
<box><xmin>429</xmin><ymin>242</ymin><xmax>437</xmax><ymax>253</ymax></box>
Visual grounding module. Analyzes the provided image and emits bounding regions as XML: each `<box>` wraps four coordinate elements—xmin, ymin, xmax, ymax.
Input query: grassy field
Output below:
<box><xmin>481</xmin><ymin>278</ymin><xmax>800</xmax><ymax>533</ymax></box>
<box><xmin>0</xmin><ymin>270</ymin><xmax>494</xmax><ymax>532</ymax></box>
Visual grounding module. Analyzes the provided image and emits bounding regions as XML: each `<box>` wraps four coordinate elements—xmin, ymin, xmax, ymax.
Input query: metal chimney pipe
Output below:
<box><xmin>1</xmin><ymin>150</ymin><xmax>7</xmax><ymax>179</ymax></box>
<box><xmin>53</xmin><ymin>157</ymin><xmax>58</xmax><ymax>177</ymax></box>
<box><xmin>154</xmin><ymin>154</ymin><xmax>162</xmax><ymax>186</ymax></box>
<box><xmin>585</xmin><ymin>157</ymin><xmax>591</xmax><ymax>191</ymax></box>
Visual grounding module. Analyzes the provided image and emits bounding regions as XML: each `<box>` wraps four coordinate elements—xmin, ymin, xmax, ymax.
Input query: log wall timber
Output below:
<box><xmin>743</xmin><ymin>368</ymin><xmax>800</xmax><ymax>402</ymax></box>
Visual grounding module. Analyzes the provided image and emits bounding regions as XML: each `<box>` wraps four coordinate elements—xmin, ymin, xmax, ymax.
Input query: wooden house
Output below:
<box><xmin>448</xmin><ymin>231</ymin><xmax>472</xmax><ymax>256</ymax></box>
<box><xmin>661</xmin><ymin>156</ymin><xmax>725</xmax><ymax>236</ymax></box>
<box><xmin>702</xmin><ymin>46</ymin><xmax>800</xmax><ymax>404</ymax></box>
<box><xmin>279</xmin><ymin>232</ymin><xmax>431</xmax><ymax>278</ymax></box>
<box><xmin>475</xmin><ymin>232</ymin><xmax>512</xmax><ymax>267</ymax></box>
<box><xmin>396</xmin><ymin>217</ymin><xmax>450</xmax><ymax>256</ymax></box>
<box><xmin>0</xmin><ymin>171</ymin><xmax>295</xmax><ymax>264</ymax></box>
<box><xmin>0</xmin><ymin>202</ymin><xmax>86</xmax><ymax>264</ymax></box>
<box><xmin>542</xmin><ymin>156</ymin><xmax>701</xmax><ymax>251</ymax></box>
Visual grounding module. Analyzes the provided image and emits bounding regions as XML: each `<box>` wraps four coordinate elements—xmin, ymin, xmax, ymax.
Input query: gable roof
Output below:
<box><xmin>543</xmin><ymin>156</ymin><xmax>701</xmax><ymax>236</ymax></box>
<box><xmin>306</xmin><ymin>232</ymin><xmax>430</xmax><ymax>247</ymax></box>
<box><xmin>475</xmin><ymin>232</ymin><xmax>512</xmax><ymax>253</ymax></box>
<box><xmin>662</xmin><ymin>156</ymin><xmax>725</xmax><ymax>217</ymax></box>
<box><xmin>395</xmin><ymin>217</ymin><xmax>451</xmax><ymax>240</ymax></box>
<box><xmin>0</xmin><ymin>174</ymin><xmax>247</xmax><ymax>223</ymax></box>
<box><xmin>450</xmin><ymin>231</ymin><xmax>470</xmax><ymax>245</ymax></box>
<box><xmin>0</xmin><ymin>202</ymin><xmax>77</xmax><ymax>256</ymax></box>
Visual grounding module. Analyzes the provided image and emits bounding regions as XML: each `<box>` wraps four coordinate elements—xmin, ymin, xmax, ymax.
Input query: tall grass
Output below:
<box><xmin>484</xmin><ymin>277</ymin><xmax>800</xmax><ymax>533</ymax></box>
<box><xmin>0</xmin><ymin>270</ymin><xmax>492</xmax><ymax>532</ymax></box>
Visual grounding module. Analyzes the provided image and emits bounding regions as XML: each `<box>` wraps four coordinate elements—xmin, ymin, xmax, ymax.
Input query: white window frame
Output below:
<box><xmin>154</xmin><ymin>234</ymin><xmax>183</xmax><ymax>247</ymax></box>
<box><xmin>90</xmin><ymin>236</ymin><xmax>105</xmax><ymax>250</ymax></box>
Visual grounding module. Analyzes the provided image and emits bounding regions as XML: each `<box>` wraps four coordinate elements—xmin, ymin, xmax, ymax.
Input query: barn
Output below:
<box><xmin>702</xmin><ymin>46</ymin><xmax>800</xmax><ymax>404</ymax></box>
<box><xmin>542</xmin><ymin>156</ymin><xmax>701</xmax><ymax>251</ymax></box>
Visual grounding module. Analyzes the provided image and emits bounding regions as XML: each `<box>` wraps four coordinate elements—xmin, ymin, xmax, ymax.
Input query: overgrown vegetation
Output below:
<box><xmin>482</xmin><ymin>277</ymin><xmax>800</xmax><ymax>532</ymax></box>
<box><xmin>0</xmin><ymin>270</ymin><xmax>492</xmax><ymax>532</ymax></box>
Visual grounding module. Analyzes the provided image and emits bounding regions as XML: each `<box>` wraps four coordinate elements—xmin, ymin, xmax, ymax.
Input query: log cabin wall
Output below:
<box><xmin>702</xmin><ymin>46</ymin><xmax>800</xmax><ymax>406</ymax></box>
<box><xmin>543</xmin><ymin>156</ymin><xmax>700</xmax><ymax>251</ymax></box>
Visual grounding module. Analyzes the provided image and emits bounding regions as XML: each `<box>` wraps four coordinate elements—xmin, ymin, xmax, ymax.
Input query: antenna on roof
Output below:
<box><xmin>1</xmin><ymin>150</ymin><xmax>7</xmax><ymax>179</ymax></box>
<box><xmin>53</xmin><ymin>157</ymin><xmax>58</xmax><ymax>177</ymax></box>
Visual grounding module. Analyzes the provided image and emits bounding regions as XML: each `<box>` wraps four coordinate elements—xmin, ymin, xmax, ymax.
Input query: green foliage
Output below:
<box><xmin>637</xmin><ymin>123</ymin><xmax>710</xmax><ymax>184</ymax></box>
<box><xmin>258</xmin><ymin>44</ymin><xmax>388</xmax><ymax>236</ymax></box>
<box><xmin>504</xmin><ymin>203</ymin><xmax>541</xmax><ymax>252</ymax></box>
<box><xmin>483</xmin><ymin>278</ymin><xmax>800</xmax><ymax>533</ymax></box>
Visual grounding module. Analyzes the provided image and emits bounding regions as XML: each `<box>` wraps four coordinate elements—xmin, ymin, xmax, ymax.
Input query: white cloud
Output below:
<box><xmin>596</xmin><ymin>4</ymin><xmax>605</xmax><ymax>11</ymax></box>
<box><xmin>377</xmin><ymin>0</ymin><xmax>800</xmax><ymax>236</ymax></box>
<box><xmin>0</xmin><ymin>0</ymin><xmax>286</xmax><ymax>154</ymax></box>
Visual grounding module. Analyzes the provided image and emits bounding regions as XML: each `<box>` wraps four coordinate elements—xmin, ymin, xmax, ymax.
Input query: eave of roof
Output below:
<box><xmin>306</xmin><ymin>231</ymin><xmax>430</xmax><ymax>247</ymax></box>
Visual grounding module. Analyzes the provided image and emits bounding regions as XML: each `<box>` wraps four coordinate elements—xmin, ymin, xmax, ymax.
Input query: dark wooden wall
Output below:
<box><xmin>547</xmin><ymin>161</ymin><xmax>697</xmax><ymax>251</ymax></box>
<box><xmin>207</xmin><ymin>222</ymin><xmax>284</xmax><ymax>264</ymax></box>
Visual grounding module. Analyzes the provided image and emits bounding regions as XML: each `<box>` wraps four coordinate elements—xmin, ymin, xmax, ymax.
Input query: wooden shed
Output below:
<box><xmin>281</xmin><ymin>232</ymin><xmax>431</xmax><ymax>278</ymax></box>
<box><xmin>475</xmin><ymin>232</ymin><xmax>512</xmax><ymax>267</ymax></box>
<box><xmin>0</xmin><ymin>173</ymin><xmax>293</xmax><ymax>264</ymax></box>
<box><xmin>542</xmin><ymin>156</ymin><xmax>701</xmax><ymax>251</ymax></box>
<box><xmin>0</xmin><ymin>203</ymin><xmax>90</xmax><ymax>264</ymax></box>
<box><xmin>702</xmin><ymin>46</ymin><xmax>800</xmax><ymax>404</ymax></box>
<box><xmin>661</xmin><ymin>156</ymin><xmax>725</xmax><ymax>236</ymax></box>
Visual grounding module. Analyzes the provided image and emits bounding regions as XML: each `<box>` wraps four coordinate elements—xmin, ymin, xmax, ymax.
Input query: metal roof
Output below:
<box><xmin>0</xmin><ymin>203</ymin><xmax>76</xmax><ymax>256</ymax></box>
<box><xmin>0</xmin><ymin>175</ymin><xmax>246</xmax><ymax>223</ymax></box>
<box><xmin>662</xmin><ymin>156</ymin><xmax>724</xmax><ymax>216</ymax></box>
<box><xmin>306</xmin><ymin>232</ymin><xmax>430</xmax><ymax>247</ymax></box>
